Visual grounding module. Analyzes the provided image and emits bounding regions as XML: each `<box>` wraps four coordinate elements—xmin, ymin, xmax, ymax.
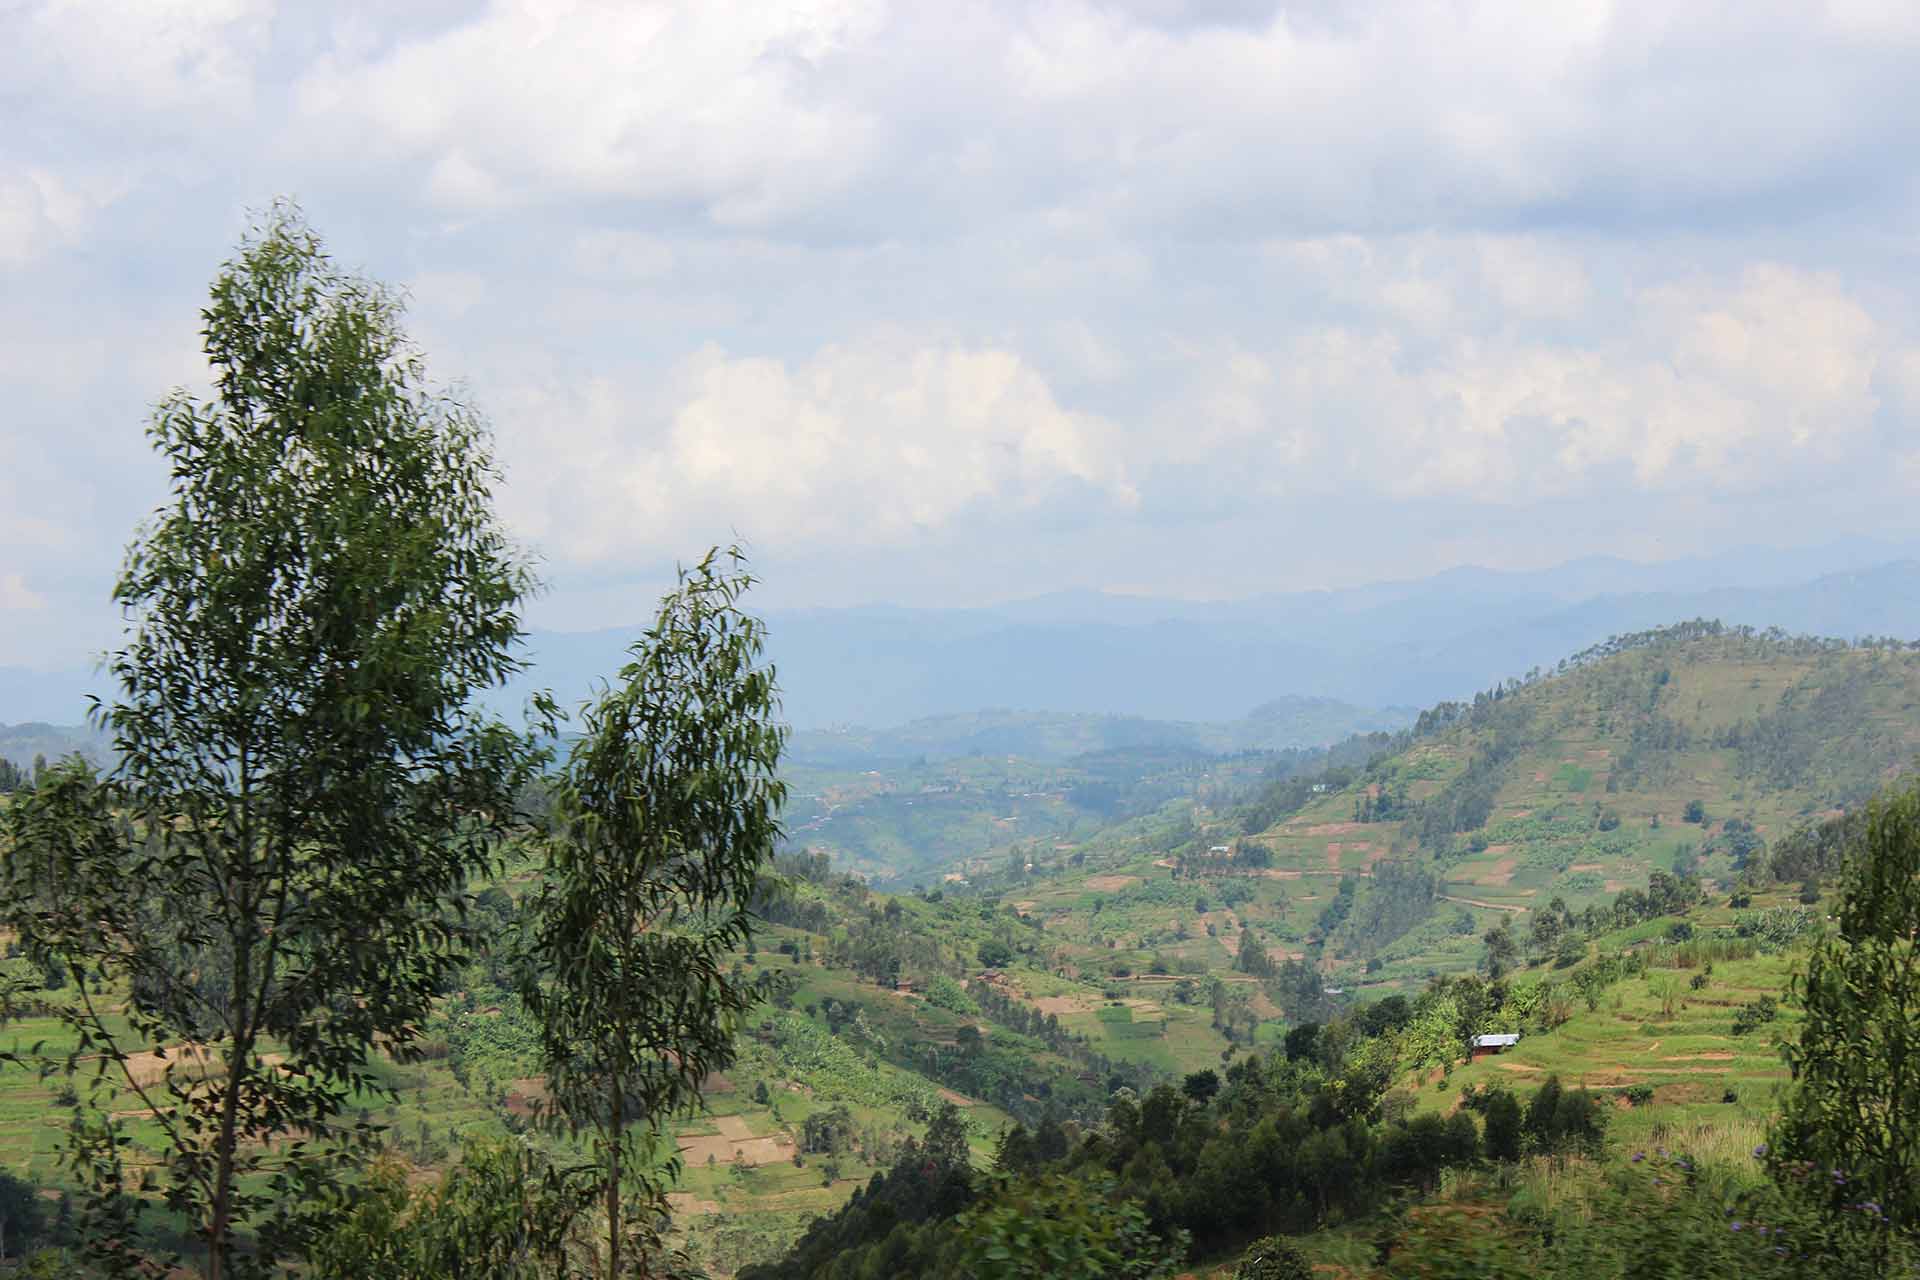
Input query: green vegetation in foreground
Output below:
<box><xmin>743</xmin><ymin>776</ymin><xmax>1920</xmax><ymax>1280</ymax></box>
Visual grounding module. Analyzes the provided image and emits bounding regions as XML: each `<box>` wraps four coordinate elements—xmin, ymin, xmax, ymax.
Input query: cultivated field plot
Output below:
<box><xmin>1414</xmin><ymin>948</ymin><xmax>1800</xmax><ymax>1160</ymax></box>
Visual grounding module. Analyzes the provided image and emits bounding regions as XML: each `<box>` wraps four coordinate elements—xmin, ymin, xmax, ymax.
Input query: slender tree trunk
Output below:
<box><xmin>208</xmin><ymin>1034</ymin><xmax>249</xmax><ymax>1280</ymax></box>
<box><xmin>607</xmin><ymin>1078</ymin><xmax>622</xmax><ymax>1280</ymax></box>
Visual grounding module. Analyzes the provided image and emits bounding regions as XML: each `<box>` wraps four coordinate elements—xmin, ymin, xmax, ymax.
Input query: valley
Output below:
<box><xmin>2</xmin><ymin>620</ymin><xmax>1915</xmax><ymax>1276</ymax></box>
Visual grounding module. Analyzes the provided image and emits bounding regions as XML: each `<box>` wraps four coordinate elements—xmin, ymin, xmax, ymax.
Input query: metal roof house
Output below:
<box><xmin>1469</xmin><ymin>1032</ymin><xmax>1521</xmax><ymax>1060</ymax></box>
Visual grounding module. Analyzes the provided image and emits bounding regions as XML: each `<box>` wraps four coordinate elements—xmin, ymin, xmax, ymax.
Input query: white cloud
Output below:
<box><xmin>0</xmin><ymin>573</ymin><xmax>45</xmax><ymax>612</ymax></box>
<box><xmin>8</xmin><ymin>0</ymin><xmax>1920</xmax><ymax>663</ymax></box>
<box><xmin>6</xmin><ymin>0</ymin><xmax>267</xmax><ymax>124</ymax></box>
<box><xmin>0</xmin><ymin>168</ymin><xmax>121</xmax><ymax>270</ymax></box>
<box><xmin>1188</xmin><ymin>262</ymin><xmax>1900</xmax><ymax>499</ymax></box>
<box><xmin>492</xmin><ymin>336</ymin><xmax>1138</xmax><ymax>563</ymax></box>
<box><xmin>289</xmin><ymin>1</ymin><xmax>887</xmax><ymax>225</ymax></box>
<box><xmin>254</xmin><ymin>0</ymin><xmax>1920</xmax><ymax>240</ymax></box>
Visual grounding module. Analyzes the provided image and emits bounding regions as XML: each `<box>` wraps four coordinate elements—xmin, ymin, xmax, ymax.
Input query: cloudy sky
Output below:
<box><xmin>6</xmin><ymin>0</ymin><xmax>1920</xmax><ymax>668</ymax></box>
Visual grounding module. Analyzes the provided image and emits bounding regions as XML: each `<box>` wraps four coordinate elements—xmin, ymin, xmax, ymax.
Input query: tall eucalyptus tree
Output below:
<box><xmin>520</xmin><ymin>549</ymin><xmax>787</xmax><ymax>1278</ymax></box>
<box><xmin>1</xmin><ymin>203</ymin><xmax>540</xmax><ymax>1278</ymax></box>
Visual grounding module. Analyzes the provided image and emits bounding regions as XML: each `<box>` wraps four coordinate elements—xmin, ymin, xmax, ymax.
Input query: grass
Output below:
<box><xmin>1411</xmin><ymin>946</ymin><xmax>1799</xmax><ymax>1177</ymax></box>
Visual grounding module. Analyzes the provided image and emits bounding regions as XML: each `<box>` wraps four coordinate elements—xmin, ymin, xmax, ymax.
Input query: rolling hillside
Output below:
<box><xmin>691</xmin><ymin>623</ymin><xmax>1919</xmax><ymax>1272</ymax></box>
<box><xmin>1218</xmin><ymin>622</ymin><xmax>1920</xmax><ymax>987</ymax></box>
<box><xmin>3</xmin><ymin>622</ymin><xmax>1910</xmax><ymax>1275</ymax></box>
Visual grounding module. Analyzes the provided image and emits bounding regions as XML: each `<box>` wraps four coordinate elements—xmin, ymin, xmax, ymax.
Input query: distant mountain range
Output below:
<box><xmin>0</xmin><ymin>720</ymin><xmax>107</xmax><ymax>770</ymax></box>
<box><xmin>506</xmin><ymin>552</ymin><xmax>1920</xmax><ymax>731</ymax></box>
<box><xmin>784</xmin><ymin>697</ymin><xmax>1414</xmax><ymax>770</ymax></box>
<box><xmin>9</xmin><ymin>541</ymin><xmax>1920</xmax><ymax>735</ymax></box>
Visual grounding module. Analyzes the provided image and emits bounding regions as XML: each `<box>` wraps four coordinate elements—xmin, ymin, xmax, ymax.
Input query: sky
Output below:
<box><xmin>5</xmin><ymin>0</ymin><xmax>1920</xmax><ymax>669</ymax></box>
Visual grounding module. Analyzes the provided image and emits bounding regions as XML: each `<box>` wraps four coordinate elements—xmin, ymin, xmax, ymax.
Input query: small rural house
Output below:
<box><xmin>1469</xmin><ymin>1032</ymin><xmax>1521</xmax><ymax>1061</ymax></box>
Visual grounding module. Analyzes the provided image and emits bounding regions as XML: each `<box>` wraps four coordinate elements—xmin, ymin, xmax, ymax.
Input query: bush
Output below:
<box><xmin>1483</xmin><ymin>1089</ymin><xmax>1525</xmax><ymax>1162</ymax></box>
<box><xmin>1234</xmin><ymin>1235</ymin><xmax>1312</xmax><ymax>1280</ymax></box>
<box><xmin>924</xmin><ymin>974</ymin><xmax>980</xmax><ymax>1017</ymax></box>
<box><xmin>952</xmin><ymin>1173</ymin><xmax>1187</xmax><ymax>1280</ymax></box>
<box><xmin>1731</xmin><ymin>997</ymin><xmax>1777</xmax><ymax>1036</ymax></box>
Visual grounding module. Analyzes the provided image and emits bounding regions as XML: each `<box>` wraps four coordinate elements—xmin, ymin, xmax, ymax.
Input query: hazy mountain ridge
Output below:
<box><xmin>516</xmin><ymin>554</ymin><xmax>1920</xmax><ymax>729</ymax></box>
<box><xmin>11</xmin><ymin>546</ymin><xmax>1920</xmax><ymax>731</ymax></box>
<box><xmin>0</xmin><ymin>721</ymin><xmax>108</xmax><ymax>770</ymax></box>
<box><xmin>786</xmin><ymin>696</ymin><xmax>1412</xmax><ymax>769</ymax></box>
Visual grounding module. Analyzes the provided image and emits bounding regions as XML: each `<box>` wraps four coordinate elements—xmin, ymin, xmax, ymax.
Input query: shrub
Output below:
<box><xmin>1234</xmin><ymin>1235</ymin><xmax>1312</xmax><ymax>1280</ymax></box>
<box><xmin>953</xmin><ymin>1173</ymin><xmax>1187</xmax><ymax>1280</ymax></box>
<box><xmin>1731</xmin><ymin>997</ymin><xmax>1778</xmax><ymax>1036</ymax></box>
<box><xmin>924</xmin><ymin>974</ymin><xmax>980</xmax><ymax>1016</ymax></box>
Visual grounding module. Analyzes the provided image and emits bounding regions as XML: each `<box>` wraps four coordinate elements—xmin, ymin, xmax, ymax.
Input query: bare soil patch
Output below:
<box><xmin>1570</xmin><ymin>863</ymin><xmax>1604</xmax><ymax>873</ymax></box>
<box><xmin>938</xmin><ymin>1087</ymin><xmax>978</xmax><ymax>1107</ymax></box>
<box><xmin>1033</xmin><ymin>994</ymin><xmax>1090</xmax><ymax>1016</ymax></box>
<box><xmin>677</xmin><ymin>1131</ymin><xmax>794</xmax><ymax>1167</ymax></box>
<box><xmin>1304</xmin><ymin>822</ymin><xmax>1363</xmax><ymax>836</ymax></box>
<box><xmin>1497</xmin><ymin>1061</ymin><xmax>1541</xmax><ymax>1073</ymax></box>
<box><xmin>503</xmin><ymin>1076</ymin><xmax>548</xmax><ymax>1118</ymax></box>
<box><xmin>712</xmin><ymin>1115</ymin><xmax>756</xmax><ymax>1141</ymax></box>
<box><xmin>1662</xmin><ymin>1052</ymin><xmax>1735</xmax><ymax>1062</ymax></box>
<box><xmin>1085</xmin><ymin>875</ymin><xmax>1141</xmax><ymax>892</ymax></box>
<box><xmin>1475</xmin><ymin>857</ymin><xmax>1519</xmax><ymax>886</ymax></box>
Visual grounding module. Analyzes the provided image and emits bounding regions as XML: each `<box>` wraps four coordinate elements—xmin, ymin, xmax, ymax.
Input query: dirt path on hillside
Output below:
<box><xmin>1438</xmin><ymin>894</ymin><xmax>1529</xmax><ymax>914</ymax></box>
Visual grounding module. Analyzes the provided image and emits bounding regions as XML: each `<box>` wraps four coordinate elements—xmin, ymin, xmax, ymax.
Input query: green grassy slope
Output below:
<box><xmin>1224</xmin><ymin>626</ymin><xmax>1920</xmax><ymax>988</ymax></box>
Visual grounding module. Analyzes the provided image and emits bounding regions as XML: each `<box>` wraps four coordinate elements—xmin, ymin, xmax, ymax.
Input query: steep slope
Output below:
<box><xmin>1232</xmin><ymin>622</ymin><xmax>1920</xmax><ymax>985</ymax></box>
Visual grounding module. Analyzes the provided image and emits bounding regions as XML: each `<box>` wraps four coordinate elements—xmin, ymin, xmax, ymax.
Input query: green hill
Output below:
<box><xmin>5</xmin><ymin>622</ymin><xmax>1913</xmax><ymax>1276</ymax></box>
<box><xmin>1216</xmin><ymin>622</ymin><xmax>1920</xmax><ymax>989</ymax></box>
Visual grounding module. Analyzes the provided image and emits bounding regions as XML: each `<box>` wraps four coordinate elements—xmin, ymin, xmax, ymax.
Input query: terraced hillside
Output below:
<box><xmin>1219</xmin><ymin>623</ymin><xmax>1920</xmax><ymax>988</ymax></box>
<box><xmin>5</xmin><ymin>623</ymin><xmax>1912</xmax><ymax>1275</ymax></box>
